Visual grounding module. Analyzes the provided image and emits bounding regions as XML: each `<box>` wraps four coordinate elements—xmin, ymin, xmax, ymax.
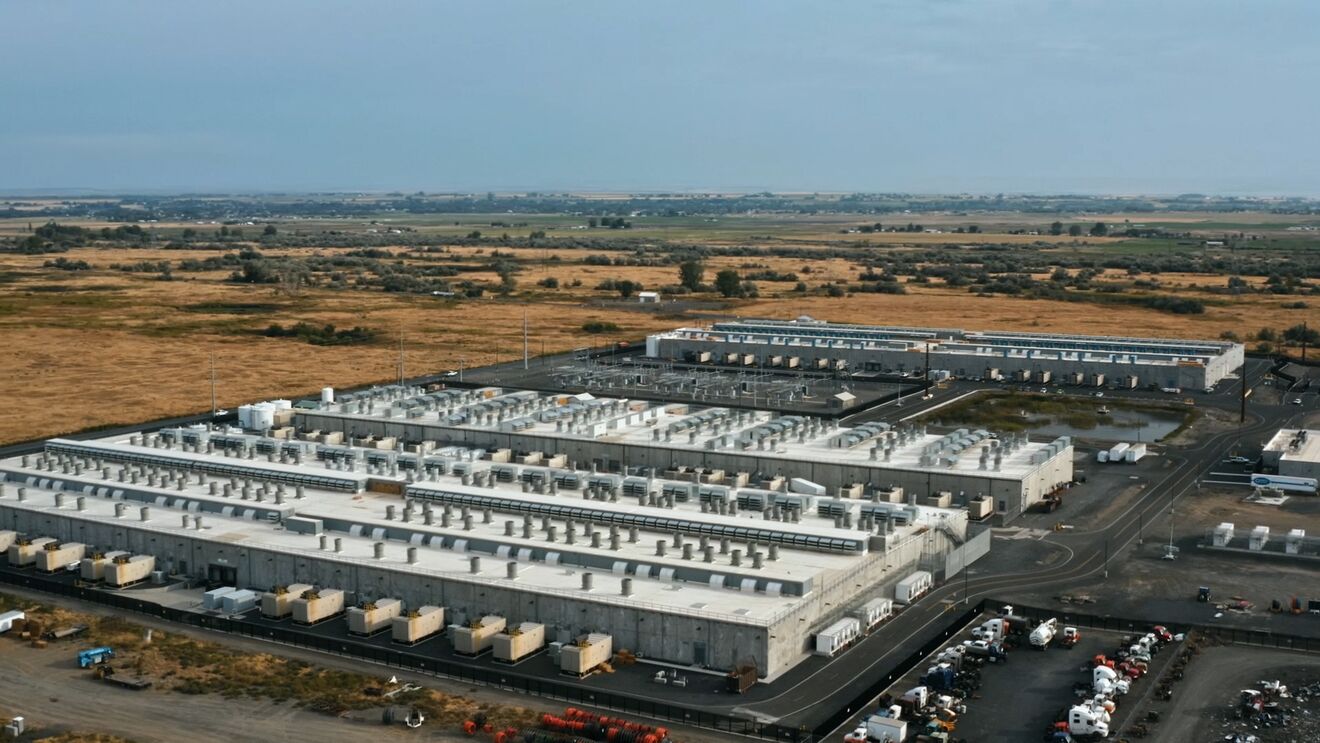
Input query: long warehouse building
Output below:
<box><xmin>645</xmin><ymin>318</ymin><xmax>1245</xmax><ymax>391</ymax></box>
<box><xmin>294</xmin><ymin>386</ymin><xmax>1074</xmax><ymax>520</ymax></box>
<box><xmin>0</xmin><ymin>404</ymin><xmax>982</xmax><ymax>680</ymax></box>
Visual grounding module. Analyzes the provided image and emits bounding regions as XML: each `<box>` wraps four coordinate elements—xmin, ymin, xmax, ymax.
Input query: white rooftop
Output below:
<box><xmin>0</xmin><ymin>430</ymin><xmax>964</xmax><ymax>624</ymax></box>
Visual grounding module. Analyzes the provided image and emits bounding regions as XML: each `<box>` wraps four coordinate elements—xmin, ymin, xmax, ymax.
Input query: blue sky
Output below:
<box><xmin>1</xmin><ymin>1</ymin><xmax>1315</xmax><ymax>195</ymax></box>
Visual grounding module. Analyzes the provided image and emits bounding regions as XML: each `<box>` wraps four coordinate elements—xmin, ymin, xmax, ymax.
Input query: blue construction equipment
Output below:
<box><xmin>77</xmin><ymin>646</ymin><xmax>114</xmax><ymax>668</ymax></box>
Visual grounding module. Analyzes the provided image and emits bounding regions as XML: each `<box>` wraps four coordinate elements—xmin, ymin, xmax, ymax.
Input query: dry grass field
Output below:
<box><xmin>1</xmin><ymin>207</ymin><xmax>1316</xmax><ymax>445</ymax></box>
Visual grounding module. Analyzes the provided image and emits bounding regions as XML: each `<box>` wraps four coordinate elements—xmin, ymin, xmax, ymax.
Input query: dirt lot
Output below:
<box><xmin>0</xmin><ymin>638</ymin><xmax>465</xmax><ymax>743</ymax></box>
<box><xmin>0</xmin><ymin>588</ymin><xmax>725</xmax><ymax>743</ymax></box>
<box><xmin>1148</xmin><ymin>645</ymin><xmax>1320</xmax><ymax>742</ymax></box>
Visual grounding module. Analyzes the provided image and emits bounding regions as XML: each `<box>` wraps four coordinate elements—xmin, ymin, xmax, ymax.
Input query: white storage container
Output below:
<box><xmin>815</xmin><ymin>617</ymin><xmax>861</xmax><ymax>656</ymax></box>
<box><xmin>895</xmin><ymin>570</ymin><xmax>933</xmax><ymax>604</ymax></box>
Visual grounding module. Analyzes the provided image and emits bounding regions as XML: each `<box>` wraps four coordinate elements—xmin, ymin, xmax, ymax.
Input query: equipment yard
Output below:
<box><xmin>1147</xmin><ymin>645</ymin><xmax>1320</xmax><ymax>743</ymax></box>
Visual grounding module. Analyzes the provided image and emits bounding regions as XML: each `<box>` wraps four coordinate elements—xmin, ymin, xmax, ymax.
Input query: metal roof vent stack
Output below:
<box><xmin>506</xmin><ymin>561</ymin><xmax>519</xmax><ymax>580</ymax></box>
<box><xmin>469</xmin><ymin>556</ymin><xmax>480</xmax><ymax>574</ymax></box>
<box><xmin>545</xmin><ymin>525</ymin><xmax>557</xmax><ymax>542</ymax></box>
<box><xmin>462</xmin><ymin>515</ymin><xmax>473</xmax><ymax>531</ymax></box>
<box><xmin>76</xmin><ymin>496</ymin><xmax>86</xmax><ymax>512</ymax></box>
<box><xmin>731</xmin><ymin>549</ymin><xmax>742</xmax><ymax>566</ymax></box>
<box><xmin>565</xmin><ymin>524</ymin><xmax>576</xmax><ymax>545</ymax></box>
<box><xmin>752</xmin><ymin>552</ymin><xmax>763</xmax><ymax>569</ymax></box>
<box><xmin>655</xmin><ymin>540</ymin><xmax>667</xmax><ymax>557</ymax></box>
<box><xmin>54</xmin><ymin>493</ymin><xmax>65</xmax><ymax>509</ymax></box>
<box><xmin>581</xmin><ymin>572</ymin><xmax>593</xmax><ymax>591</ymax></box>
<box><xmin>504</xmin><ymin>520</ymin><xmax>514</xmax><ymax>537</ymax></box>
<box><xmin>181</xmin><ymin>514</ymin><xmax>190</xmax><ymax>528</ymax></box>
<box><xmin>628</xmin><ymin>526</ymin><xmax>639</xmax><ymax>543</ymax></box>
<box><xmin>407</xmin><ymin>547</ymin><xmax>418</xmax><ymax>564</ymax></box>
<box><xmin>523</xmin><ymin>522</ymin><xmax>533</xmax><ymax>539</ymax></box>
<box><xmin>621</xmin><ymin>578</ymin><xmax>633</xmax><ymax>596</ymax></box>
<box><xmin>334</xmin><ymin>537</ymin><xmax>343</xmax><ymax>552</ymax></box>
<box><xmin>139</xmin><ymin>507</ymin><xmax>150</xmax><ymax>522</ymax></box>
<box><xmin>591</xmin><ymin>533</ymin><xmax>602</xmax><ymax>549</ymax></box>
<box><xmin>374</xmin><ymin>542</ymin><xmax>385</xmax><ymax>559</ymax></box>
<box><xmin>682</xmin><ymin>544</ymin><xmax>694</xmax><ymax>560</ymax></box>
<box><xmin>114</xmin><ymin>502</ymin><xmax>126</xmax><ymax>518</ymax></box>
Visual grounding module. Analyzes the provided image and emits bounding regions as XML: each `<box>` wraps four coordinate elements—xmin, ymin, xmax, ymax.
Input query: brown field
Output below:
<box><xmin>0</xmin><ymin>238</ymin><xmax>1313</xmax><ymax>446</ymax></box>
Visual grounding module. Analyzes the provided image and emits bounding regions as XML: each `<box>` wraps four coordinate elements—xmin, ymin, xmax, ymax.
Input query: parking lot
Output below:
<box><xmin>833</xmin><ymin>610</ymin><xmax>1186</xmax><ymax>742</ymax></box>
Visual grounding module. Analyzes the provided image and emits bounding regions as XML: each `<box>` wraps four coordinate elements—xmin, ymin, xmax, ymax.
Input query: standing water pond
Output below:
<box><xmin>926</xmin><ymin>392</ymin><xmax>1192</xmax><ymax>443</ymax></box>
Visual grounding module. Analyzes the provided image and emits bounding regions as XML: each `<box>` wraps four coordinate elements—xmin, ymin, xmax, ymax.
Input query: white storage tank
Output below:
<box><xmin>321</xmin><ymin>387</ymin><xmax>335</xmax><ymax>404</ymax></box>
<box><xmin>250</xmin><ymin>403</ymin><xmax>276</xmax><ymax>431</ymax></box>
<box><xmin>815</xmin><ymin>617</ymin><xmax>861</xmax><ymax>656</ymax></box>
<box><xmin>895</xmin><ymin>570</ymin><xmax>933</xmax><ymax>604</ymax></box>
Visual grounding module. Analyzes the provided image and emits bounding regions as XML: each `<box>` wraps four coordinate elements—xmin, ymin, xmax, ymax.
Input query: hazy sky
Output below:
<box><xmin>2</xmin><ymin>1</ymin><xmax>1316</xmax><ymax>195</ymax></box>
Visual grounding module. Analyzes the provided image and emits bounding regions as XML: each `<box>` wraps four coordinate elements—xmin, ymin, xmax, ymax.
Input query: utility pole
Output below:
<box><xmin>523</xmin><ymin>309</ymin><xmax>529</xmax><ymax>370</ymax></box>
<box><xmin>1240</xmin><ymin>363</ymin><xmax>1248</xmax><ymax>424</ymax></box>
<box><xmin>397</xmin><ymin>325</ymin><xmax>405</xmax><ymax>387</ymax></box>
<box><xmin>209</xmin><ymin>352</ymin><xmax>217</xmax><ymax>418</ymax></box>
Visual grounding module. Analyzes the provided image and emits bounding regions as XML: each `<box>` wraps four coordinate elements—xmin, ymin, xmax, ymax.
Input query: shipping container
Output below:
<box><xmin>856</xmin><ymin>598</ymin><xmax>894</xmax><ymax>631</ymax></box>
<box><xmin>815</xmin><ymin>617</ymin><xmax>861</xmax><ymax>656</ymax></box>
<box><xmin>1124</xmin><ymin>443</ymin><xmax>1147</xmax><ymax>463</ymax></box>
<box><xmin>1108</xmin><ymin>443</ymin><xmax>1130</xmax><ymax>462</ymax></box>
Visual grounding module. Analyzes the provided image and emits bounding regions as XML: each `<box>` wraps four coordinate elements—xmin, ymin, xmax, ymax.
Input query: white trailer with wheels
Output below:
<box><xmin>894</xmin><ymin>570</ymin><xmax>933</xmax><ymax>605</ymax></box>
<box><xmin>855</xmin><ymin>598</ymin><xmax>894</xmax><ymax>632</ymax></box>
<box><xmin>814</xmin><ymin>617</ymin><xmax>861</xmax><ymax>656</ymax></box>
